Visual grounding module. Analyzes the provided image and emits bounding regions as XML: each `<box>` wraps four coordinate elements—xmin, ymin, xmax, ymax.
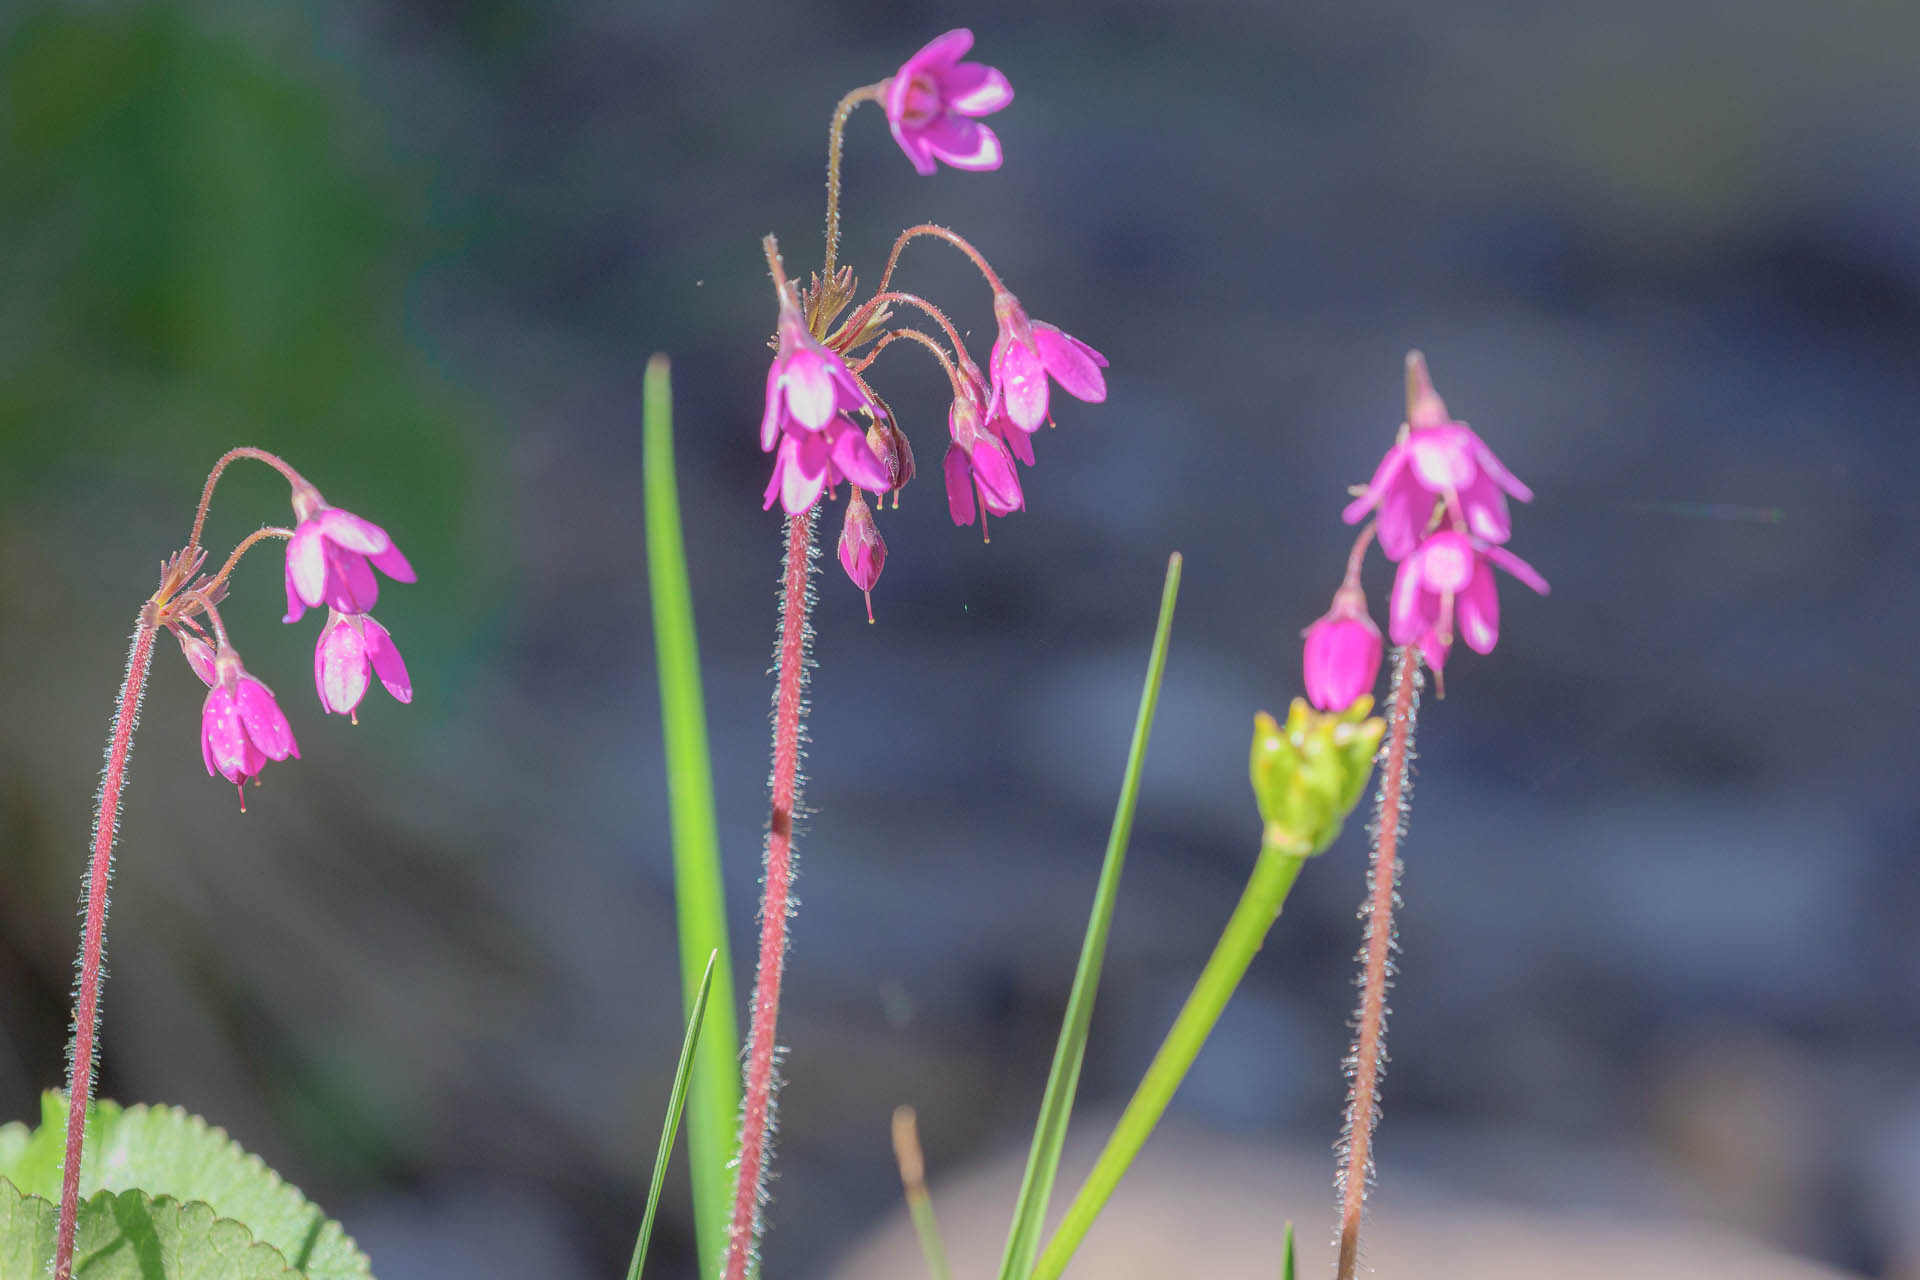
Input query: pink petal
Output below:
<box><xmin>318</xmin><ymin>507</ymin><xmax>392</xmax><ymax>555</ymax></box>
<box><xmin>1482</xmin><ymin>543</ymin><xmax>1550</xmax><ymax>596</ymax></box>
<box><xmin>1389</xmin><ymin>555</ymin><xmax>1431</xmax><ymax>645</ymax></box>
<box><xmin>888</xmin><ymin>118</ymin><xmax>941</xmax><ymax>176</ymax></box>
<box><xmin>1034</xmin><ymin>325</ymin><xmax>1108</xmax><ymax>403</ymax></box>
<box><xmin>1473</xmin><ymin>437</ymin><xmax>1534</xmax><ymax>502</ymax></box>
<box><xmin>993</xmin><ymin>333</ymin><xmax>1050</xmax><ymax>432</ymax></box>
<box><xmin>905</xmin><ymin>28</ymin><xmax>974</xmax><ymax>75</ymax></box>
<box><xmin>363</xmin><ymin>616</ymin><xmax>414</xmax><ymax>703</ymax></box>
<box><xmin>371</xmin><ymin>540</ymin><xmax>416</xmax><ymax>583</ymax></box>
<box><xmin>1407</xmin><ymin>426</ymin><xmax>1478</xmax><ymax>492</ymax></box>
<box><xmin>327</xmin><ymin>545</ymin><xmax>381</xmax><ymax>613</ymax></box>
<box><xmin>316</xmin><ymin>621</ymin><xmax>370</xmax><ymax>715</ymax></box>
<box><xmin>828</xmin><ymin>420</ymin><xmax>892</xmax><ymax>492</ymax></box>
<box><xmin>202</xmin><ymin>689</ymin><xmax>249</xmax><ymax>782</ymax></box>
<box><xmin>968</xmin><ymin>436</ymin><xmax>1023</xmax><ymax>512</ymax></box>
<box><xmin>236</xmin><ymin>679</ymin><xmax>298</xmax><ymax>761</ymax></box>
<box><xmin>287</xmin><ymin>524</ymin><xmax>330</xmax><ymax>608</ymax></box>
<box><xmin>761</xmin><ymin>360</ymin><xmax>784</xmax><ymax>450</ymax></box>
<box><xmin>282</xmin><ymin>553</ymin><xmax>308</xmax><ymax>624</ymax></box>
<box><xmin>779</xmin><ymin>433</ymin><xmax>831</xmax><ymax>515</ymax></box>
<box><xmin>783</xmin><ymin>350</ymin><xmax>837</xmax><ymax>430</ymax></box>
<box><xmin>942</xmin><ymin>62</ymin><xmax>1013</xmax><ymax>116</ymax></box>
<box><xmin>1416</xmin><ymin>532</ymin><xmax>1477</xmax><ymax>593</ymax></box>
<box><xmin>919</xmin><ymin>115</ymin><xmax>1002</xmax><ymax>171</ymax></box>
<box><xmin>1456</xmin><ymin>561</ymin><xmax>1501</xmax><ymax>655</ymax></box>
<box><xmin>999</xmin><ymin>417</ymin><xmax>1035</xmax><ymax>465</ymax></box>
<box><xmin>943</xmin><ymin>444</ymin><xmax>976</xmax><ymax>526</ymax></box>
<box><xmin>1371</xmin><ymin>472</ymin><xmax>1429</xmax><ymax>561</ymax></box>
<box><xmin>1341</xmin><ymin>443</ymin><xmax>1408</xmax><ymax>526</ymax></box>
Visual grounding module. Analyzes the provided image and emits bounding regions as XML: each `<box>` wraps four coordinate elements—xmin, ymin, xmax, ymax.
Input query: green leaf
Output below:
<box><xmin>1</xmin><ymin>1179</ymin><xmax>299</xmax><ymax>1279</ymax></box>
<box><xmin>627</xmin><ymin>949</ymin><xmax>718</xmax><ymax>1280</ymax></box>
<box><xmin>995</xmin><ymin>553</ymin><xmax>1183</xmax><ymax>1280</ymax></box>
<box><xmin>644</xmin><ymin>351</ymin><xmax>742</xmax><ymax>1280</ymax></box>
<box><xmin>0</xmin><ymin>1094</ymin><xmax>369</xmax><ymax>1280</ymax></box>
<box><xmin>1281</xmin><ymin>1220</ymin><xmax>1296</xmax><ymax>1280</ymax></box>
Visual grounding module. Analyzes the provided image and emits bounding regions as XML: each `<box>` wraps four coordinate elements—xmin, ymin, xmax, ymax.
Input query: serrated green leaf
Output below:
<box><xmin>2</xmin><ymin>1095</ymin><xmax>369</xmax><ymax>1280</ymax></box>
<box><xmin>2</xmin><ymin>1178</ymin><xmax>298</xmax><ymax>1279</ymax></box>
<box><xmin>995</xmin><ymin>554</ymin><xmax>1183</xmax><ymax>1280</ymax></box>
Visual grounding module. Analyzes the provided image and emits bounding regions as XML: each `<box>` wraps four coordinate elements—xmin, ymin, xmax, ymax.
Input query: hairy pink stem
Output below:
<box><xmin>54</xmin><ymin>616</ymin><xmax>158</xmax><ymax>1280</ymax></box>
<box><xmin>724</xmin><ymin>508</ymin><xmax>818</xmax><ymax>1280</ymax></box>
<box><xmin>1335</xmin><ymin>645</ymin><xmax>1421</xmax><ymax>1280</ymax></box>
<box><xmin>188</xmin><ymin>446</ymin><xmax>305</xmax><ymax>554</ymax></box>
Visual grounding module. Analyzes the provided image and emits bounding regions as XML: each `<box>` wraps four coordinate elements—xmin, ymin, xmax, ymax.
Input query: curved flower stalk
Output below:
<box><xmin>724</xmin><ymin>29</ymin><xmax>1108</xmax><ymax>1280</ymax></box>
<box><xmin>52</xmin><ymin>448</ymin><xmax>417</xmax><ymax>1280</ymax></box>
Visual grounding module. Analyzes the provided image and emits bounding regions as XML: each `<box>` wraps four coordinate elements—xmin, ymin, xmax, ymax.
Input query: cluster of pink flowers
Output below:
<box><xmin>756</xmin><ymin>29</ymin><xmax>1107</xmax><ymax>620</ymax></box>
<box><xmin>1301</xmin><ymin>352</ymin><xmax>1547</xmax><ymax>707</ymax></box>
<box><xmin>168</xmin><ymin>475</ymin><xmax>415</xmax><ymax>805</ymax></box>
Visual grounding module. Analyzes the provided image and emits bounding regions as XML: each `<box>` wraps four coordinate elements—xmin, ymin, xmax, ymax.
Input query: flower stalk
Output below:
<box><xmin>1334</xmin><ymin>645</ymin><xmax>1422</xmax><ymax>1280</ymax></box>
<box><xmin>52</xmin><ymin>617</ymin><xmax>158</xmax><ymax>1280</ymax></box>
<box><xmin>724</xmin><ymin>507</ymin><xmax>818</xmax><ymax>1280</ymax></box>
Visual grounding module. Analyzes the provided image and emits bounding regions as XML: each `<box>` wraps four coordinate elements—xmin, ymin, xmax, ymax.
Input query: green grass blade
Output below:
<box><xmin>1281</xmin><ymin>1221</ymin><xmax>1296</xmax><ymax>1280</ymax></box>
<box><xmin>627</xmin><ymin>950</ymin><xmax>719</xmax><ymax>1280</ymax></box>
<box><xmin>643</xmin><ymin>353</ymin><xmax>742</xmax><ymax>1278</ymax></box>
<box><xmin>995</xmin><ymin>552</ymin><xmax>1183</xmax><ymax>1280</ymax></box>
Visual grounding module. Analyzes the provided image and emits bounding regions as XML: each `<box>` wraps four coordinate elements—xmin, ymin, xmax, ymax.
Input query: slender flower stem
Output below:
<box><xmin>188</xmin><ymin>447</ymin><xmax>304</xmax><ymax>554</ymax></box>
<box><xmin>205</xmin><ymin>526</ymin><xmax>294</xmax><ymax>596</ymax></box>
<box><xmin>1031</xmin><ymin>843</ymin><xmax>1310</xmax><ymax>1280</ymax></box>
<box><xmin>724</xmin><ymin>508</ymin><xmax>818</xmax><ymax>1280</ymax></box>
<box><xmin>833</xmin><ymin>290</ymin><xmax>967</xmax><ymax>366</ymax></box>
<box><xmin>876</xmin><ymin>223</ymin><xmax>1007</xmax><ymax>298</ymax></box>
<box><xmin>53</xmin><ymin>616</ymin><xmax>158</xmax><ymax>1280</ymax></box>
<box><xmin>1342</xmin><ymin>521</ymin><xmax>1376</xmax><ymax>588</ymax></box>
<box><xmin>822</xmin><ymin>83</ymin><xmax>884</xmax><ymax>278</ymax></box>
<box><xmin>1335</xmin><ymin>646</ymin><xmax>1422</xmax><ymax>1280</ymax></box>
<box><xmin>850</xmin><ymin>326</ymin><xmax>962</xmax><ymax>392</ymax></box>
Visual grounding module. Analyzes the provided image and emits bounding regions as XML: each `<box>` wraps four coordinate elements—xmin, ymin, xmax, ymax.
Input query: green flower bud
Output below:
<box><xmin>1249</xmin><ymin>697</ymin><xmax>1386</xmax><ymax>857</ymax></box>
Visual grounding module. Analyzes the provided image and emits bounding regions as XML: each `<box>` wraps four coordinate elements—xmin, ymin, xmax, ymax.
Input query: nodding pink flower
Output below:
<box><xmin>762</xmin><ymin>413</ymin><xmax>892</xmax><ymax>515</ymax></box>
<box><xmin>836</xmin><ymin>491</ymin><xmax>887</xmax><ymax>623</ymax></box>
<box><xmin>989</xmin><ymin>292</ymin><xmax>1108</xmax><ymax>433</ymax></box>
<box><xmin>942</xmin><ymin>391</ymin><xmax>1024</xmax><ymax>526</ymax></box>
<box><xmin>883</xmin><ymin>29</ymin><xmax>1014</xmax><ymax>176</ymax></box>
<box><xmin>200</xmin><ymin>646</ymin><xmax>299</xmax><ymax>807</ymax></box>
<box><xmin>761</xmin><ymin>303</ymin><xmax>877</xmax><ymax>450</ymax></box>
<box><xmin>284</xmin><ymin>486</ymin><xmax>416</xmax><ymax>624</ymax></box>
<box><xmin>866</xmin><ymin>418</ymin><xmax>916</xmax><ymax>501</ymax></box>
<box><xmin>1342</xmin><ymin>352</ymin><xmax>1533</xmax><ymax>561</ymax></box>
<box><xmin>1302</xmin><ymin>585</ymin><xmax>1384</xmax><ymax>712</ymax></box>
<box><xmin>315</xmin><ymin>610</ymin><xmax>413</xmax><ymax>722</ymax></box>
<box><xmin>1388</xmin><ymin>530</ymin><xmax>1548</xmax><ymax>670</ymax></box>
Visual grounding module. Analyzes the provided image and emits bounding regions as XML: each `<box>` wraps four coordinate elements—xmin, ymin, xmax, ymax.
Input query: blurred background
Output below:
<box><xmin>1</xmin><ymin>1</ymin><xmax>1916</xmax><ymax>1276</ymax></box>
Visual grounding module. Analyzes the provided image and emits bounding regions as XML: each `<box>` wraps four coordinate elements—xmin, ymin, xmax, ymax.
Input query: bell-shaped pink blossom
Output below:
<box><xmin>942</xmin><ymin>391</ymin><xmax>1024</xmax><ymax>526</ymax></box>
<box><xmin>200</xmin><ymin>646</ymin><xmax>299</xmax><ymax>806</ymax></box>
<box><xmin>283</xmin><ymin>486</ymin><xmax>416</xmax><ymax>624</ymax></box>
<box><xmin>1302</xmin><ymin>585</ymin><xmax>1383</xmax><ymax>712</ymax></box>
<box><xmin>1342</xmin><ymin>352</ymin><xmax>1533</xmax><ymax>560</ymax></box>
<box><xmin>761</xmin><ymin>304</ymin><xmax>877</xmax><ymax>449</ymax></box>
<box><xmin>315</xmin><ymin>610</ymin><xmax>414</xmax><ymax>721</ymax></box>
<box><xmin>836</xmin><ymin>492</ymin><xmax>887</xmax><ymax>623</ymax></box>
<box><xmin>989</xmin><ymin>292</ymin><xmax>1108</xmax><ymax>433</ymax></box>
<box><xmin>1388</xmin><ymin>530</ymin><xmax>1548</xmax><ymax>670</ymax></box>
<box><xmin>883</xmin><ymin>29</ymin><xmax>1013</xmax><ymax>176</ymax></box>
<box><xmin>762</xmin><ymin>414</ymin><xmax>892</xmax><ymax>515</ymax></box>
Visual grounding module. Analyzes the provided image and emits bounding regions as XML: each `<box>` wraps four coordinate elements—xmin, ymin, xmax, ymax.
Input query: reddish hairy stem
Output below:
<box><xmin>54</xmin><ymin>617</ymin><xmax>158</xmax><ymax>1280</ymax></box>
<box><xmin>724</xmin><ymin>508</ymin><xmax>818</xmax><ymax>1280</ymax></box>
<box><xmin>834</xmin><ymin>290</ymin><xmax>968</xmax><ymax>368</ymax></box>
<box><xmin>188</xmin><ymin>447</ymin><xmax>304</xmax><ymax>555</ymax></box>
<box><xmin>204</xmin><ymin>526</ymin><xmax>294</xmax><ymax>597</ymax></box>
<box><xmin>876</xmin><ymin>223</ymin><xmax>1006</xmax><ymax>297</ymax></box>
<box><xmin>822</xmin><ymin>83</ymin><xmax>884</xmax><ymax>278</ymax></box>
<box><xmin>850</xmin><ymin>326</ymin><xmax>963</xmax><ymax>394</ymax></box>
<box><xmin>1335</xmin><ymin>645</ymin><xmax>1421</xmax><ymax>1280</ymax></box>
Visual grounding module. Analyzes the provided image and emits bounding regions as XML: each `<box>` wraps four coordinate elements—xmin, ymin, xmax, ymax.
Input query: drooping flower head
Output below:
<box><xmin>883</xmin><ymin>29</ymin><xmax>1014</xmax><ymax>176</ymax></box>
<box><xmin>836</xmin><ymin>491</ymin><xmax>886</xmax><ymax>622</ymax></box>
<box><xmin>989</xmin><ymin>291</ymin><xmax>1108</xmax><ymax>433</ymax></box>
<box><xmin>200</xmin><ymin>645</ymin><xmax>299</xmax><ymax>807</ymax></box>
<box><xmin>1341</xmin><ymin>352</ymin><xmax>1534</xmax><ymax>561</ymax></box>
<box><xmin>1388</xmin><ymin>530</ymin><xmax>1549</xmax><ymax>671</ymax></box>
<box><xmin>283</xmin><ymin>483</ymin><xmax>416</xmax><ymax>624</ymax></box>
<box><xmin>1302</xmin><ymin>584</ymin><xmax>1384</xmax><ymax>712</ymax></box>
<box><xmin>942</xmin><ymin>388</ymin><xmax>1024</xmax><ymax>527</ymax></box>
<box><xmin>315</xmin><ymin>610</ymin><xmax>414</xmax><ymax>721</ymax></box>
<box><xmin>760</xmin><ymin>291</ymin><xmax>893</xmax><ymax>516</ymax></box>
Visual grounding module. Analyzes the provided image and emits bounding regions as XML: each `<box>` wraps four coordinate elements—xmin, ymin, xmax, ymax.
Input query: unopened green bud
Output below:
<box><xmin>1249</xmin><ymin>697</ymin><xmax>1386</xmax><ymax>857</ymax></box>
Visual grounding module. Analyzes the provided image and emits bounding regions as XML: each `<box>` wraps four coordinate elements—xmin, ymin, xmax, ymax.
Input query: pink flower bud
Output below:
<box><xmin>1302</xmin><ymin>587</ymin><xmax>1383</xmax><ymax>712</ymax></box>
<box><xmin>836</xmin><ymin>492</ymin><xmax>887</xmax><ymax>622</ymax></box>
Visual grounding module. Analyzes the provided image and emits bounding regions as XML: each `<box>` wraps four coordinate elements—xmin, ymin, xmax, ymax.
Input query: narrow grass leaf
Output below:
<box><xmin>643</xmin><ymin>353</ymin><xmax>742</xmax><ymax>1278</ymax></box>
<box><xmin>995</xmin><ymin>553</ymin><xmax>1183</xmax><ymax>1280</ymax></box>
<box><xmin>1281</xmin><ymin>1220</ymin><xmax>1296</xmax><ymax>1280</ymax></box>
<box><xmin>627</xmin><ymin>950</ymin><xmax>718</xmax><ymax>1280</ymax></box>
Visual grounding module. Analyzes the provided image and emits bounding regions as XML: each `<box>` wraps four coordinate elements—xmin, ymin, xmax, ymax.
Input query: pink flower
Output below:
<box><xmin>1388</xmin><ymin>530</ymin><xmax>1548</xmax><ymax>670</ymax></box>
<box><xmin>1302</xmin><ymin>585</ymin><xmax>1383</xmax><ymax>712</ymax></box>
<box><xmin>200</xmin><ymin>646</ymin><xmax>299</xmax><ymax>806</ymax></box>
<box><xmin>761</xmin><ymin>305</ymin><xmax>877</xmax><ymax>449</ymax></box>
<box><xmin>762</xmin><ymin>414</ymin><xmax>893</xmax><ymax>515</ymax></box>
<box><xmin>866</xmin><ymin>418</ymin><xmax>916</xmax><ymax>499</ymax></box>
<box><xmin>989</xmin><ymin>292</ymin><xmax>1108</xmax><ymax>433</ymax></box>
<box><xmin>883</xmin><ymin>29</ymin><xmax>1014</xmax><ymax>176</ymax></box>
<box><xmin>942</xmin><ymin>391</ymin><xmax>1024</xmax><ymax>526</ymax></box>
<box><xmin>836</xmin><ymin>492</ymin><xmax>886</xmax><ymax>622</ymax></box>
<box><xmin>315</xmin><ymin>610</ymin><xmax>413</xmax><ymax>721</ymax></box>
<box><xmin>283</xmin><ymin>487</ymin><xmax>416</xmax><ymax>624</ymax></box>
<box><xmin>1341</xmin><ymin>352</ymin><xmax>1533</xmax><ymax>561</ymax></box>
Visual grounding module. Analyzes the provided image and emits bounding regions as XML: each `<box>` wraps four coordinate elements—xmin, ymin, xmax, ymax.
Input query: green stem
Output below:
<box><xmin>1030</xmin><ymin>844</ymin><xmax>1308</xmax><ymax>1280</ymax></box>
